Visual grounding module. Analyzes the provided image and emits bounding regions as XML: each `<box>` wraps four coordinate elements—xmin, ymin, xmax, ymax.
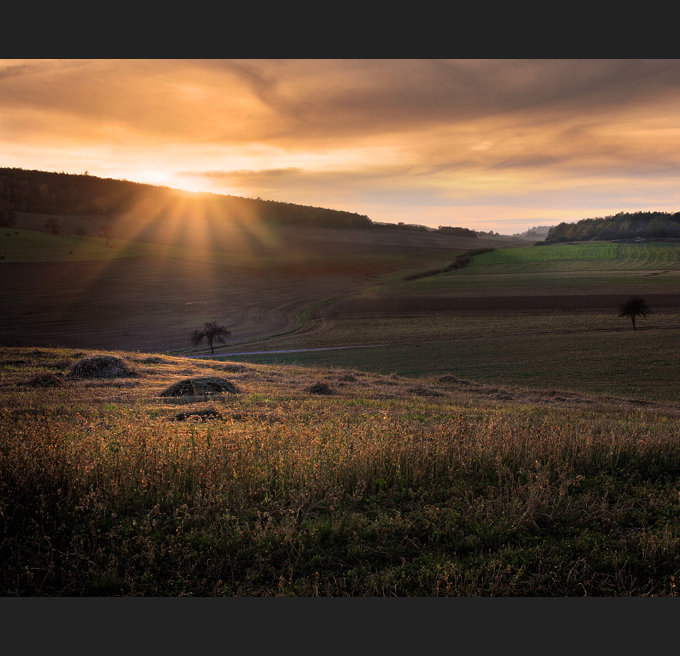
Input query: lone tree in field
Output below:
<box><xmin>619</xmin><ymin>296</ymin><xmax>651</xmax><ymax>331</ymax></box>
<box><xmin>44</xmin><ymin>217</ymin><xmax>61</xmax><ymax>234</ymax></box>
<box><xmin>0</xmin><ymin>207</ymin><xmax>16</xmax><ymax>227</ymax></box>
<box><xmin>75</xmin><ymin>226</ymin><xmax>87</xmax><ymax>239</ymax></box>
<box><xmin>98</xmin><ymin>224</ymin><xmax>114</xmax><ymax>246</ymax></box>
<box><xmin>191</xmin><ymin>322</ymin><xmax>231</xmax><ymax>354</ymax></box>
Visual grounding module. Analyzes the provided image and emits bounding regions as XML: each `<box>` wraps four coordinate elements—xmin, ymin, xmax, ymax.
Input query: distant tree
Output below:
<box><xmin>191</xmin><ymin>322</ymin><xmax>231</xmax><ymax>354</ymax></box>
<box><xmin>74</xmin><ymin>225</ymin><xmax>87</xmax><ymax>238</ymax></box>
<box><xmin>618</xmin><ymin>296</ymin><xmax>651</xmax><ymax>331</ymax></box>
<box><xmin>98</xmin><ymin>224</ymin><xmax>113</xmax><ymax>245</ymax></box>
<box><xmin>0</xmin><ymin>207</ymin><xmax>16</xmax><ymax>227</ymax></box>
<box><xmin>44</xmin><ymin>217</ymin><xmax>60</xmax><ymax>234</ymax></box>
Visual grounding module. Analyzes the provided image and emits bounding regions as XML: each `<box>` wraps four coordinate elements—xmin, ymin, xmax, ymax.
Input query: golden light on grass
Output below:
<box><xmin>3</xmin><ymin>346</ymin><xmax>680</xmax><ymax>596</ymax></box>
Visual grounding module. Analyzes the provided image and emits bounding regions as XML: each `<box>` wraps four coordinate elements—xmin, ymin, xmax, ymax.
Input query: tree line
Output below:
<box><xmin>0</xmin><ymin>168</ymin><xmax>372</xmax><ymax>230</ymax></box>
<box><xmin>545</xmin><ymin>211</ymin><xmax>680</xmax><ymax>243</ymax></box>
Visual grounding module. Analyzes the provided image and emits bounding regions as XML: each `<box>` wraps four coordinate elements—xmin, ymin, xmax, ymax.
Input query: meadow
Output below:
<box><xmin>2</xmin><ymin>347</ymin><xmax>680</xmax><ymax>596</ymax></box>
<box><xmin>218</xmin><ymin>241</ymin><xmax>680</xmax><ymax>402</ymax></box>
<box><xmin>3</xmin><ymin>223</ymin><xmax>680</xmax><ymax>596</ymax></box>
<box><xmin>221</xmin><ymin>321</ymin><xmax>680</xmax><ymax>402</ymax></box>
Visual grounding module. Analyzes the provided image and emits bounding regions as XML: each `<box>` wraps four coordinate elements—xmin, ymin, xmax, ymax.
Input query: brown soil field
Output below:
<box><xmin>0</xmin><ymin>257</ymin><xmax>370</xmax><ymax>353</ymax></box>
<box><xmin>3</xmin><ymin>214</ymin><xmax>524</xmax><ymax>354</ymax></box>
<box><xmin>316</xmin><ymin>293</ymin><xmax>680</xmax><ymax>319</ymax></box>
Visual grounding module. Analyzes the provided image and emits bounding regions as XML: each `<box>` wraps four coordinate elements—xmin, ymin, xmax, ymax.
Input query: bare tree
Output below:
<box><xmin>98</xmin><ymin>224</ymin><xmax>114</xmax><ymax>246</ymax></box>
<box><xmin>619</xmin><ymin>296</ymin><xmax>651</xmax><ymax>331</ymax></box>
<box><xmin>44</xmin><ymin>217</ymin><xmax>61</xmax><ymax>234</ymax></box>
<box><xmin>0</xmin><ymin>207</ymin><xmax>16</xmax><ymax>227</ymax></box>
<box><xmin>191</xmin><ymin>322</ymin><xmax>231</xmax><ymax>354</ymax></box>
<box><xmin>75</xmin><ymin>226</ymin><xmax>87</xmax><ymax>238</ymax></box>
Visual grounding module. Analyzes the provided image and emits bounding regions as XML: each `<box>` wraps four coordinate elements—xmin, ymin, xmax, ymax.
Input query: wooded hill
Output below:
<box><xmin>0</xmin><ymin>167</ymin><xmax>372</xmax><ymax>230</ymax></box>
<box><xmin>546</xmin><ymin>211</ymin><xmax>680</xmax><ymax>243</ymax></box>
<box><xmin>0</xmin><ymin>167</ymin><xmax>485</xmax><ymax>238</ymax></box>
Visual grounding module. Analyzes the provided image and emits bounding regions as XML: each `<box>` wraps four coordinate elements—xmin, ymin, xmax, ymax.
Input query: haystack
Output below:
<box><xmin>222</xmin><ymin>363</ymin><xmax>250</xmax><ymax>373</ymax></box>
<box><xmin>160</xmin><ymin>376</ymin><xmax>238</xmax><ymax>397</ymax></box>
<box><xmin>438</xmin><ymin>374</ymin><xmax>478</xmax><ymax>386</ymax></box>
<box><xmin>69</xmin><ymin>355</ymin><xmax>138</xmax><ymax>379</ymax></box>
<box><xmin>306</xmin><ymin>382</ymin><xmax>335</xmax><ymax>395</ymax></box>
<box><xmin>25</xmin><ymin>372</ymin><xmax>64</xmax><ymax>387</ymax></box>
<box><xmin>173</xmin><ymin>407</ymin><xmax>223</xmax><ymax>421</ymax></box>
<box><xmin>408</xmin><ymin>384</ymin><xmax>444</xmax><ymax>397</ymax></box>
<box><xmin>138</xmin><ymin>356</ymin><xmax>167</xmax><ymax>365</ymax></box>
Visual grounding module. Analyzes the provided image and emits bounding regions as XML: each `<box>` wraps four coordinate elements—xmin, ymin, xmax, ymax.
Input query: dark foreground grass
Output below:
<box><xmin>2</xmin><ymin>347</ymin><xmax>680</xmax><ymax>596</ymax></box>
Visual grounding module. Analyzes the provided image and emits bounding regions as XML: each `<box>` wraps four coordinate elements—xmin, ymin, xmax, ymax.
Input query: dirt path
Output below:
<box><xmin>190</xmin><ymin>345</ymin><xmax>381</xmax><ymax>358</ymax></box>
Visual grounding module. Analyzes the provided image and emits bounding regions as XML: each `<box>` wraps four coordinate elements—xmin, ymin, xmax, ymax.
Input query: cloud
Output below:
<box><xmin>4</xmin><ymin>59</ymin><xmax>680</xmax><ymax>232</ymax></box>
<box><xmin>181</xmin><ymin>167</ymin><xmax>303</xmax><ymax>180</ymax></box>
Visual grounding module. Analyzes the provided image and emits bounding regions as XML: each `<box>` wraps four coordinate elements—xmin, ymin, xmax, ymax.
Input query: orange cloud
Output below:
<box><xmin>2</xmin><ymin>59</ymin><xmax>680</xmax><ymax>233</ymax></box>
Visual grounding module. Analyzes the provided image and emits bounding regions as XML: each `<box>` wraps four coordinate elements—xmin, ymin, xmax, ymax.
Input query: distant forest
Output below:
<box><xmin>0</xmin><ymin>168</ymin><xmax>372</xmax><ymax>230</ymax></box>
<box><xmin>546</xmin><ymin>211</ymin><xmax>680</xmax><ymax>243</ymax></box>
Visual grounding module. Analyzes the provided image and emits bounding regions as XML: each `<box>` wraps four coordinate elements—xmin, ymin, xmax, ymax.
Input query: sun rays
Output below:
<box><xmin>3</xmin><ymin>59</ymin><xmax>680</xmax><ymax>233</ymax></box>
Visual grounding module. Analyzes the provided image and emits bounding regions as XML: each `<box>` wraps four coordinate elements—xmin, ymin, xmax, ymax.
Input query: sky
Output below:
<box><xmin>2</xmin><ymin>59</ymin><xmax>680</xmax><ymax>234</ymax></box>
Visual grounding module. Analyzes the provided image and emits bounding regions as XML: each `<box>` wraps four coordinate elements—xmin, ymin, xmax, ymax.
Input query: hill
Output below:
<box><xmin>0</xmin><ymin>167</ymin><xmax>372</xmax><ymax>230</ymax></box>
<box><xmin>2</xmin><ymin>346</ymin><xmax>680</xmax><ymax>596</ymax></box>
<box><xmin>545</xmin><ymin>211</ymin><xmax>680</xmax><ymax>243</ymax></box>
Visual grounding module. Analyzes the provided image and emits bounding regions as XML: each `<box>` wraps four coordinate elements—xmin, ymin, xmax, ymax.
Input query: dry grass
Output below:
<box><xmin>159</xmin><ymin>377</ymin><xmax>239</xmax><ymax>398</ymax></box>
<box><xmin>2</xmin><ymin>346</ymin><xmax>680</xmax><ymax>596</ymax></box>
<box><xmin>69</xmin><ymin>355</ymin><xmax>138</xmax><ymax>379</ymax></box>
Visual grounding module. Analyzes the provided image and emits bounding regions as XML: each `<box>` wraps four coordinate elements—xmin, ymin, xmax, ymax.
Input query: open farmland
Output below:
<box><xmin>222</xmin><ymin>241</ymin><xmax>680</xmax><ymax>402</ymax></box>
<box><xmin>3</xmin><ymin>227</ymin><xmax>680</xmax><ymax>596</ymax></box>
<box><xmin>2</xmin><ymin>214</ymin><xmax>507</xmax><ymax>353</ymax></box>
<box><xmin>3</xmin><ymin>224</ymin><xmax>679</xmax><ymax>402</ymax></box>
<box><xmin>2</xmin><ymin>346</ymin><xmax>680</xmax><ymax>596</ymax></box>
<box><xmin>221</xmin><ymin>324</ymin><xmax>680</xmax><ymax>402</ymax></box>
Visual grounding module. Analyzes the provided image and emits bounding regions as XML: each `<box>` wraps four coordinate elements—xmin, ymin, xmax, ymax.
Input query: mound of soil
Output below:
<box><xmin>25</xmin><ymin>372</ymin><xmax>64</xmax><ymax>387</ymax></box>
<box><xmin>408</xmin><ymin>384</ymin><xmax>444</xmax><ymax>397</ymax></box>
<box><xmin>307</xmin><ymin>382</ymin><xmax>335</xmax><ymax>395</ymax></box>
<box><xmin>138</xmin><ymin>356</ymin><xmax>167</xmax><ymax>364</ymax></box>
<box><xmin>160</xmin><ymin>376</ymin><xmax>238</xmax><ymax>397</ymax></box>
<box><xmin>69</xmin><ymin>355</ymin><xmax>138</xmax><ymax>379</ymax></box>
<box><xmin>173</xmin><ymin>407</ymin><xmax>223</xmax><ymax>422</ymax></box>
<box><xmin>222</xmin><ymin>364</ymin><xmax>251</xmax><ymax>373</ymax></box>
<box><xmin>438</xmin><ymin>375</ymin><xmax>479</xmax><ymax>386</ymax></box>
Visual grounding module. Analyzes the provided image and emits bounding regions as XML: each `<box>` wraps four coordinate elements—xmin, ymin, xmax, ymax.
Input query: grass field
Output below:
<box><xmin>467</xmin><ymin>242</ymin><xmax>680</xmax><ymax>272</ymax></box>
<box><xmin>0</xmin><ymin>229</ymin><xmax>152</xmax><ymax>262</ymax></box>
<box><xmin>3</xmin><ymin>226</ymin><xmax>678</xmax><ymax>404</ymax></box>
<box><xmin>220</xmin><ymin>324</ymin><xmax>680</xmax><ymax>402</ymax></box>
<box><xmin>395</xmin><ymin>242</ymin><xmax>680</xmax><ymax>294</ymax></box>
<box><xmin>2</xmin><ymin>346</ymin><xmax>680</xmax><ymax>596</ymax></box>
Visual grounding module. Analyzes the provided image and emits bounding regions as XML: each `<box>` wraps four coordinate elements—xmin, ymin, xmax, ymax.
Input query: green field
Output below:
<box><xmin>221</xmin><ymin>327</ymin><xmax>680</xmax><ymax>402</ymax></box>
<box><xmin>0</xmin><ymin>229</ymin><xmax>150</xmax><ymax>262</ymax></box>
<box><xmin>397</xmin><ymin>242</ymin><xmax>680</xmax><ymax>293</ymax></box>
<box><xmin>469</xmin><ymin>242</ymin><xmax>680</xmax><ymax>271</ymax></box>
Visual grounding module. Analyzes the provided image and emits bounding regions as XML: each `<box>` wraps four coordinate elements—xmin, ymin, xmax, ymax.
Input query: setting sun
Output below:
<box><xmin>3</xmin><ymin>61</ymin><xmax>680</xmax><ymax>599</ymax></box>
<box><xmin>3</xmin><ymin>59</ymin><xmax>680</xmax><ymax>232</ymax></box>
